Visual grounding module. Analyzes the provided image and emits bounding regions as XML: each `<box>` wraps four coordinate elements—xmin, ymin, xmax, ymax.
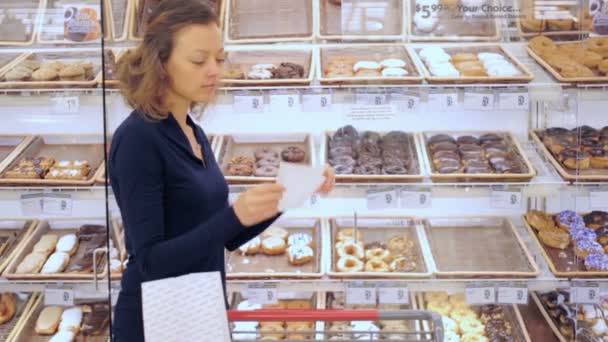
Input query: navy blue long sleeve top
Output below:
<box><xmin>109</xmin><ymin>111</ymin><xmax>277</xmax><ymax>341</ymax></box>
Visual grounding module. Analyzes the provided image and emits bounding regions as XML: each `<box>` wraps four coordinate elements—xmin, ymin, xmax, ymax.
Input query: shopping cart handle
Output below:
<box><xmin>228</xmin><ymin>309</ymin><xmax>379</xmax><ymax>322</ymax></box>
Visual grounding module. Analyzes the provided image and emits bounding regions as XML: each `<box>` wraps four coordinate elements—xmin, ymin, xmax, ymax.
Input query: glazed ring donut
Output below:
<box><xmin>451</xmin><ymin>308</ymin><xmax>478</xmax><ymax>323</ymax></box>
<box><xmin>336</xmin><ymin>241</ymin><xmax>364</xmax><ymax>259</ymax></box>
<box><xmin>579</xmin><ymin>50</ymin><xmax>603</xmax><ymax>68</ymax></box>
<box><xmin>254</xmin><ymin>165</ymin><xmax>279</xmax><ymax>177</ymax></box>
<box><xmin>281</xmin><ymin>146</ymin><xmax>306</xmax><ymax>163</ymax></box>
<box><xmin>388</xmin><ymin>236</ymin><xmax>414</xmax><ymax>254</ymax></box>
<box><xmin>365</xmin><ymin>248</ymin><xmax>391</xmax><ymax>263</ymax></box>
<box><xmin>586</xmin><ymin>37</ymin><xmax>608</xmax><ymax>57</ymax></box>
<box><xmin>529</xmin><ymin>36</ymin><xmax>557</xmax><ymax>55</ymax></box>
<box><xmin>426</xmin><ymin>301</ymin><xmax>453</xmax><ymax>317</ymax></box>
<box><xmin>336</xmin><ymin>228</ymin><xmax>362</xmax><ymax>242</ymax></box>
<box><xmin>254</xmin><ymin>148</ymin><xmax>278</xmax><ymax>161</ymax></box>
<box><xmin>364</xmin><ymin>259</ymin><xmax>390</xmax><ymax>272</ymax></box>
<box><xmin>336</xmin><ymin>256</ymin><xmax>364</xmax><ymax>273</ymax></box>
<box><xmin>459</xmin><ymin>318</ymin><xmax>485</xmax><ymax>336</ymax></box>
<box><xmin>390</xmin><ymin>256</ymin><xmax>417</xmax><ymax>272</ymax></box>
<box><xmin>598</xmin><ymin>59</ymin><xmax>608</xmax><ymax>75</ymax></box>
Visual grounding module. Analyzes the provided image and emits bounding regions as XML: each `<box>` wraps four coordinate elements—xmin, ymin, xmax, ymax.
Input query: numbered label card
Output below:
<box><xmin>378</xmin><ymin>283</ymin><xmax>409</xmax><ymax>305</ymax></box>
<box><xmin>400</xmin><ymin>189</ymin><xmax>431</xmax><ymax>208</ymax></box>
<box><xmin>45</xmin><ymin>287</ymin><xmax>74</xmax><ymax>306</ymax></box>
<box><xmin>464</xmin><ymin>92</ymin><xmax>494</xmax><ymax>111</ymax></box>
<box><xmin>366</xmin><ymin>188</ymin><xmax>399</xmax><ymax>210</ymax></box>
<box><xmin>233</xmin><ymin>94</ymin><xmax>264</xmax><ymax>114</ymax></box>
<box><xmin>302</xmin><ymin>92</ymin><xmax>332</xmax><ymax>112</ymax></box>
<box><xmin>571</xmin><ymin>282</ymin><xmax>601</xmax><ymax>304</ymax></box>
<box><xmin>428</xmin><ymin>92</ymin><xmax>458</xmax><ymax>111</ymax></box>
<box><xmin>490</xmin><ymin>187</ymin><xmax>523</xmax><ymax>209</ymax></box>
<box><xmin>246</xmin><ymin>284</ymin><xmax>278</xmax><ymax>305</ymax></box>
<box><xmin>590</xmin><ymin>189</ymin><xmax>608</xmax><ymax>210</ymax></box>
<box><xmin>346</xmin><ymin>282</ymin><xmax>377</xmax><ymax>306</ymax></box>
<box><xmin>20</xmin><ymin>193</ymin><xmax>44</xmax><ymax>216</ymax></box>
<box><xmin>50</xmin><ymin>96</ymin><xmax>80</xmax><ymax>114</ymax></box>
<box><xmin>269</xmin><ymin>93</ymin><xmax>299</xmax><ymax>111</ymax></box>
<box><xmin>497</xmin><ymin>284</ymin><xmax>528</xmax><ymax>304</ymax></box>
<box><xmin>466</xmin><ymin>284</ymin><xmax>496</xmax><ymax>305</ymax></box>
<box><xmin>42</xmin><ymin>193</ymin><xmax>73</xmax><ymax>216</ymax></box>
<box><xmin>356</xmin><ymin>92</ymin><xmax>387</xmax><ymax>106</ymax></box>
<box><xmin>391</xmin><ymin>93</ymin><xmax>419</xmax><ymax>112</ymax></box>
<box><xmin>499</xmin><ymin>91</ymin><xmax>529</xmax><ymax>110</ymax></box>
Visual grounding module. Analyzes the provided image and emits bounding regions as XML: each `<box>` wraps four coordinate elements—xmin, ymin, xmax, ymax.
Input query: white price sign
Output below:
<box><xmin>400</xmin><ymin>190</ymin><xmax>431</xmax><ymax>208</ymax></box>
<box><xmin>499</xmin><ymin>91</ymin><xmax>529</xmax><ymax>110</ymax></box>
<box><xmin>571</xmin><ymin>282</ymin><xmax>600</xmax><ymax>304</ymax></box>
<box><xmin>366</xmin><ymin>188</ymin><xmax>399</xmax><ymax>210</ymax></box>
<box><xmin>233</xmin><ymin>95</ymin><xmax>264</xmax><ymax>113</ymax></box>
<box><xmin>20</xmin><ymin>193</ymin><xmax>44</xmax><ymax>216</ymax></box>
<box><xmin>356</xmin><ymin>93</ymin><xmax>387</xmax><ymax>106</ymax></box>
<box><xmin>378</xmin><ymin>283</ymin><xmax>409</xmax><ymax>305</ymax></box>
<box><xmin>428</xmin><ymin>92</ymin><xmax>458</xmax><ymax>111</ymax></box>
<box><xmin>466</xmin><ymin>285</ymin><xmax>496</xmax><ymax>305</ymax></box>
<box><xmin>391</xmin><ymin>94</ymin><xmax>419</xmax><ymax>112</ymax></box>
<box><xmin>497</xmin><ymin>284</ymin><xmax>528</xmax><ymax>304</ymax></box>
<box><xmin>269</xmin><ymin>93</ymin><xmax>299</xmax><ymax>111</ymax></box>
<box><xmin>590</xmin><ymin>190</ymin><xmax>608</xmax><ymax>209</ymax></box>
<box><xmin>346</xmin><ymin>282</ymin><xmax>377</xmax><ymax>306</ymax></box>
<box><xmin>45</xmin><ymin>287</ymin><xmax>74</xmax><ymax>306</ymax></box>
<box><xmin>42</xmin><ymin>193</ymin><xmax>72</xmax><ymax>216</ymax></box>
<box><xmin>464</xmin><ymin>92</ymin><xmax>494</xmax><ymax>111</ymax></box>
<box><xmin>490</xmin><ymin>187</ymin><xmax>523</xmax><ymax>209</ymax></box>
<box><xmin>302</xmin><ymin>93</ymin><xmax>332</xmax><ymax>112</ymax></box>
<box><xmin>246</xmin><ymin>284</ymin><xmax>278</xmax><ymax>305</ymax></box>
<box><xmin>50</xmin><ymin>96</ymin><xmax>79</xmax><ymax>114</ymax></box>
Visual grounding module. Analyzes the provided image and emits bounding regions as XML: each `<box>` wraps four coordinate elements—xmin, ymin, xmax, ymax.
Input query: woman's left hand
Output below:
<box><xmin>316</xmin><ymin>165</ymin><xmax>336</xmax><ymax>195</ymax></box>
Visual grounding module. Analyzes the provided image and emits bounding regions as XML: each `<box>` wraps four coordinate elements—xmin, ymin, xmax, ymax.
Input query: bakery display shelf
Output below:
<box><xmin>224</xmin><ymin>0</ymin><xmax>313</xmax><ymax>44</ymax></box>
<box><xmin>423</xmin><ymin>216</ymin><xmax>540</xmax><ymax>278</ymax></box>
<box><xmin>0</xmin><ymin>135</ymin><xmax>36</xmax><ymax>178</ymax></box>
<box><xmin>407</xmin><ymin>0</ymin><xmax>500</xmax><ymax>42</ymax></box>
<box><xmin>0</xmin><ymin>220</ymin><xmax>38</xmax><ymax>275</ymax></box>
<box><xmin>0</xmin><ymin>0</ymin><xmax>43</xmax><ymax>47</ymax></box>
<box><xmin>9</xmin><ymin>294</ymin><xmax>110</xmax><ymax>342</ymax></box>
<box><xmin>413</xmin><ymin>44</ymin><xmax>535</xmax><ymax>84</ymax></box>
<box><xmin>106</xmin><ymin>0</ymin><xmax>130</xmax><ymax>42</ymax></box>
<box><xmin>4</xmin><ymin>218</ymin><xmax>122</xmax><ymax>281</ymax></box>
<box><xmin>36</xmin><ymin>0</ymin><xmax>103</xmax><ymax>45</ymax></box>
<box><xmin>527</xmin><ymin>42</ymin><xmax>608</xmax><ymax>84</ymax></box>
<box><xmin>215</xmin><ymin>133</ymin><xmax>316</xmax><ymax>184</ymax></box>
<box><xmin>419</xmin><ymin>131</ymin><xmax>537</xmax><ymax>183</ymax></box>
<box><xmin>221</xmin><ymin>45</ymin><xmax>316</xmax><ymax>86</ymax></box>
<box><xmin>317</xmin><ymin>0</ymin><xmax>405</xmax><ymax>41</ymax></box>
<box><xmin>0</xmin><ymin>292</ymin><xmax>39</xmax><ymax>342</ymax></box>
<box><xmin>417</xmin><ymin>292</ymin><xmax>532</xmax><ymax>342</ymax></box>
<box><xmin>320</xmin><ymin>130</ymin><xmax>423</xmax><ymax>183</ymax></box>
<box><xmin>327</xmin><ymin>217</ymin><xmax>433</xmax><ymax>279</ymax></box>
<box><xmin>317</xmin><ymin>44</ymin><xmax>424</xmax><ymax>85</ymax></box>
<box><xmin>0</xmin><ymin>135</ymin><xmax>105</xmax><ymax>186</ymax></box>
<box><xmin>530</xmin><ymin>130</ymin><xmax>608</xmax><ymax>183</ymax></box>
<box><xmin>0</xmin><ymin>50</ymin><xmax>101</xmax><ymax>89</ymax></box>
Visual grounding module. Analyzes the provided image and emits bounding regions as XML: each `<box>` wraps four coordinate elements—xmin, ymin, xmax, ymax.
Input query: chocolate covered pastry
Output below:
<box><xmin>81</xmin><ymin>303</ymin><xmax>110</xmax><ymax>336</ymax></box>
<box><xmin>65</xmin><ymin>225</ymin><xmax>107</xmax><ymax>273</ymax></box>
<box><xmin>271</xmin><ymin>62</ymin><xmax>305</xmax><ymax>79</ymax></box>
<box><xmin>539</xmin><ymin>126</ymin><xmax>608</xmax><ymax>172</ymax></box>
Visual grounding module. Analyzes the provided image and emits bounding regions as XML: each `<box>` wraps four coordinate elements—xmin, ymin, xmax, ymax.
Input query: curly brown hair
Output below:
<box><xmin>117</xmin><ymin>0</ymin><xmax>219</xmax><ymax>120</ymax></box>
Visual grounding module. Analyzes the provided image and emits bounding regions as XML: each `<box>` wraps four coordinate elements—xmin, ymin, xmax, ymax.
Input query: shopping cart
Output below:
<box><xmin>228</xmin><ymin>308</ymin><xmax>444</xmax><ymax>341</ymax></box>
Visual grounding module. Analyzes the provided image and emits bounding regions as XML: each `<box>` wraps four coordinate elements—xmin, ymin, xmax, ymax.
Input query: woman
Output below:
<box><xmin>110</xmin><ymin>1</ymin><xmax>335</xmax><ymax>340</ymax></box>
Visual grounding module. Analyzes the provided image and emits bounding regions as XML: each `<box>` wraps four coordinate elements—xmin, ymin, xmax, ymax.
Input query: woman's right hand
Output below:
<box><xmin>232</xmin><ymin>183</ymin><xmax>285</xmax><ymax>227</ymax></box>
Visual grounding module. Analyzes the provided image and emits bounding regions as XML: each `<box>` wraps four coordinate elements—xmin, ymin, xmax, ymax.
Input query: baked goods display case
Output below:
<box><xmin>0</xmin><ymin>0</ymin><xmax>607</xmax><ymax>341</ymax></box>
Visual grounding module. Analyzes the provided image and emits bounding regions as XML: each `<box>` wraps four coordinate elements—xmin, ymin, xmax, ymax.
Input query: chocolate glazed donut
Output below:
<box><xmin>281</xmin><ymin>146</ymin><xmax>306</xmax><ymax>163</ymax></box>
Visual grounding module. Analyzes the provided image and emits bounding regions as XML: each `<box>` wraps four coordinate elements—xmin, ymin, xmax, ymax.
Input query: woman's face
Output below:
<box><xmin>164</xmin><ymin>23</ymin><xmax>224</xmax><ymax>104</ymax></box>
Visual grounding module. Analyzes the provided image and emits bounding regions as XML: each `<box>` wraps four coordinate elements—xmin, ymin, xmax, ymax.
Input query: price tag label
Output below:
<box><xmin>233</xmin><ymin>95</ymin><xmax>264</xmax><ymax>113</ymax></box>
<box><xmin>50</xmin><ymin>96</ymin><xmax>79</xmax><ymax>114</ymax></box>
<box><xmin>466</xmin><ymin>285</ymin><xmax>496</xmax><ymax>305</ymax></box>
<box><xmin>571</xmin><ymin>282</ymin><xmax>600</xmax><ymax>304</ymax></box>
<box><xmin>391</xmin><ymin>94</ymin><xmax>419</xmax><ymax>112</ymax></box>
<box><xmin>490</xmin><ymin>187</ymin><xmax>523</xmax><ymax>209</ymax></box>
<box><xmin>464</xmin><ymin>92</ymin><xmax>494</xmax><ymax>111</ymax></box>
<box><xmin>366</xmin><ymin>188</ymin><xmax>399</xmax><ymax>210</ymax></box>
<box><xmin>246</xmin><ymin>284</ymin><xmax>278</xmax><ymax>305</ymax></box>
<box><xmin>308</xmin><ymin>193</ymin><xmax>320</xmax><ymax>208</ymax></box>
<box><xmin>20</xmin><ymin>193</ymin><xmax>44</xmax><ymax>216</ymax></box>
<box><xmin>44</xmin><ymin>287</ymin><xmax>74</xmax><ymax>306</ymax></box>
<box><xmin>497</xmin><ymin>284</ymin><xmax>528</xmax><ymax>304</ymax></box>
<box><xmin>356</xmin><ymin>93</ymin><xmax>387</xmax><ymax>106</ymax></box>
<box><xmin>400</xmin><ymin>189</ymin><xmax>431</xmax><ymax>208</ymax></box>
<box><xmin>428</xmin><ymin>92</ymin><xmax>458</xmax><ymax>111</ymax></box>
<box><xmin>499</xmin><ymin>91</ymin><xmax>529</xmax><ymax>110</ymax></box>
<box><xmin>346</xmin><ymin>282</ymin><xmax>377</xmax><ymax>306</ymax></box>
<box><xmin>590</xmin><ymin>190</ymin><xmax>608</xmax><ymax>209</ymax></box>
<box><xmin>302</xmin><ymin>92</ymin><xmax>332</xmax><ymax>112</ymax></box>
<box><xmin>42</xmin><ymin>193</ymin><xmax>72</xmax><ymax>216</ymax></box>
<box><xmin>269</xmin><ymin>93</ymin><xmax>299</xmax><ymax>111</ymax></box>
<box><xmin>378</xmin><ymin>283</ymin><xmax>409</xmax><ymax>305</ymax></box>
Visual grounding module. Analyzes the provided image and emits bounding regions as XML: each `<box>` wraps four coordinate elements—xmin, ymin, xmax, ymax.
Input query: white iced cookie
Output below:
<box><xmin>419</xmin><ymin>47</ymin><xmax>451</xmax><ymax>64</ymax></box>
<box><xmin>59</xmin><ymin>307</ymin><xmax>83</xmax><ymax>333</ymax></box>
<box><xmin>250</xmin><ymin>63</ymin><xmax>276</xmax><ymax>71</ymax></box>
<box><xmin>487</xmin><ymin>65</ymin><xmax>520</xmax><ymax>77</ymax></box>
<box><xmin>238</xmin><ymin>236</ymin><xmax>261</xmax><ymax>255</ymax></box>
<box><xmin>56</xmin><ymin>234</ymin><xmax>78</xmax><ymax>256</ymax></box>
<box><xmin>430</xmin><ymin>63</ymin><xmax>460</xmax><ymax>77</ymax></box>
<box><xmin>110</xmin><ymin>259</ymin><xmax>122</xmax><ymax>273</ymax></box>
<box><xmin>49</xmin><ymin>330</ymin><xmax>75</xmax><ymax>342</ymax></box>
<box><xmin>381</xmin><ymin>67</ymin><xmax>408</xmax><ymax>77</ymax></box>
<box><xmin>41</xmin><ymin>252</ymin><xmax>69</xmax><ymax>274</ymax></box>
<box><xmin>380</xmin><ymin>58</ymin><xmax>406</xmax><ymax>68</ymax></box>
<box><xmin>477</xmin><ymin>52</ymin><xmax>505</xmax><ymax>62</ymax></box>
<box><xmin>353</xmin><ymin>61</ymin><xmax>381</xmax><ymax>72</ymax></box>
<box><xmin>287</xmin><ymin>232</ymin><xmax>312</xmax><ymax>247</ymax></box>
<box><xmin>237</xmin><ymin>300</ymin><xmax>262</xmax><ymax>311</ymax></box>
<box><xmin>247</xmin><ymin>69</ymin><xmax>272</xmax><ymax>80</ymax></box>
